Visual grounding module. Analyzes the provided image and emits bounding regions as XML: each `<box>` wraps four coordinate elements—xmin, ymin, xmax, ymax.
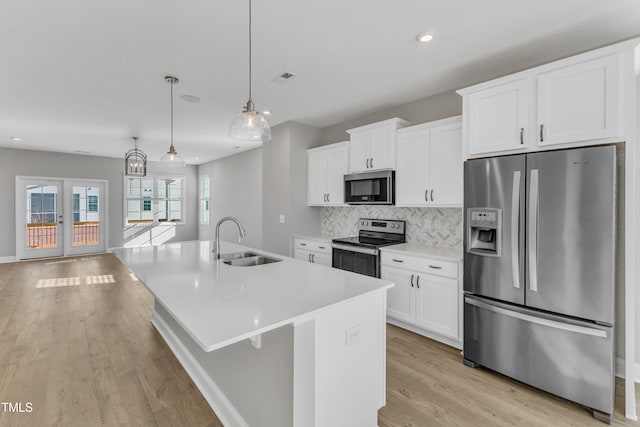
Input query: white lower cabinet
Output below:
<box><xmin>293</xmin><ymin>237</ymin><xmax>332</xmax><ymax>267</ymax></box>
<box><xmin>381</xmin><ymin>252</ymin><xmax>461</xmax><ymax>346</ymax></box>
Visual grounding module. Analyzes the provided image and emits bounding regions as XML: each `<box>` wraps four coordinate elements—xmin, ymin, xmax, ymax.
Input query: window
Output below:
<box><xmin>199</xmin><ymin>174</ymin><xmax>210</xmax><ymax>225</ymax></box>
<box><xmin>88</xmin><ymin>195</ymin><xmax>98</xmax><ymax>212</ymax></box>
<box><xmin>125</xmin><ymin>176</ymin><xmax>184</xmax><ymax>225</ymax></box>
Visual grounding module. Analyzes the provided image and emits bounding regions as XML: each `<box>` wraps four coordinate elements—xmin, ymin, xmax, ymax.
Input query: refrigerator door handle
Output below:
<box><xmin>528</xmin><ymin>169</ymin><xmax>539</xmax><ymax>292</ymax></box>
<box><xmin>465</xmin><ymin>297</ymin><xmax>607</xmax><ymax>338</ymax></box>
<box><xmin>511</xmin><ymin>171</ymin><xmax>521</xmax><ymax>289</ymax></box>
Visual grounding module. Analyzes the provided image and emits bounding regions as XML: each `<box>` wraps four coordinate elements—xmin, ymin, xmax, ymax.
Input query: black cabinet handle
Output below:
<box><xmin>429</xmin><ymin>265</ymin><xmax>442</xmax><ymax>269</ymax></box>
<box><xmin>410</xmin><ymin>274</ymin><xmax>414</xmax><ymax>287</ymax></box>
<box><xmin>520</xmin><ymin>127</ymin><xmax>524</xmax><ymax>144</ymax></box>
<box><xmin>540</xmin><ymin>124</ymin><xmax>544</xmax><ymax>142</ymax></box>
<box><xmin>416</xmin><ymin>275</ymin><xmax>420</xmax><ymax>289</ymax></box>
<box><xmin>430</xmin><ymin>189</ymin><xmax>434</xmax><ymax>202</ymax></box>
<box><xmin>392</xmin><ymin>259</ymin><xmax>404</xmax><ymax>263</ymax></box>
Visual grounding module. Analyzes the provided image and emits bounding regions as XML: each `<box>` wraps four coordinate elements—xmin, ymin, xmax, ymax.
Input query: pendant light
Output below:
<box><xmin>229</xmin><ymin>0</ymin><xmax>271</xmax><ymax>142</ymax></box>
<box><xmin>160</xmin><ymin>75</ymin><xmax>186</xmax><ymax>168</ymax></box>
<box><xmin>125</xmin><ymin>136</ymin><xmax>147</xmax><ymax>176</ymax></box>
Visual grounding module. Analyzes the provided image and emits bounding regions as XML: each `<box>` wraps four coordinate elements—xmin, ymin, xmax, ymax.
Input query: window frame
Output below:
<box><xmin>199</xmin><ymin>174</ymin><xmax>210</xmax><ymax>226</ymax></box>
<box><xmin>124</xmin><ymin>174</ymin><xmax>186</xmax><ymax>226</ymax></box>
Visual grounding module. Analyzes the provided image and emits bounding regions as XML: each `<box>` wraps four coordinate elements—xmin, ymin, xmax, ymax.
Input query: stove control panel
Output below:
<box><xmin>359</xmin><ymin>218</ymin><xmax>405</xmax><ymax>235</ymax></box>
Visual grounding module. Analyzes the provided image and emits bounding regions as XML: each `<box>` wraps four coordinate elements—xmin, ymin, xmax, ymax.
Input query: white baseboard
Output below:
<box><xmin>615</xmin><ymin>358</ymin><xmax>640</xmax><ymax>383</ymax></box>
<box><xmin>387</xmin><ymin>318</ymin><xmax>463</xmax><ymax>350</ymax></box>
<box><xmin>0</xmin><ymin>256</ymin><xmax>16</xmax><ymax>264</ymax></box>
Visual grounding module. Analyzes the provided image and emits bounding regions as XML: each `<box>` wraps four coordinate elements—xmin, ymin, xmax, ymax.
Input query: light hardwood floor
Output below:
<box><xmin>0</xmin><ymin>254</ymin><xmax>637</xmax><ymax>426</ymax></box>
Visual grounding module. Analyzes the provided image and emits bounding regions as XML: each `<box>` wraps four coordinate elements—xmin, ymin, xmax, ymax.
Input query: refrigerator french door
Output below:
<box><xmin>463</xmin><ymin>145</ymin><xmax>616</xmax><ymax>423</ymax></box>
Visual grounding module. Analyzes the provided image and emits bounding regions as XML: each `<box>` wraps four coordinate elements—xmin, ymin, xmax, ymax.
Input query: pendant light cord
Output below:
<box><xmin>170</xmin><ymin>79</ymin><xmax>175</xmax><ymax>150</ymax></box>
<box><xmin>248</xmin><ymin>0</ymin><xmax>252</xmax><ymax>103</ymax></box>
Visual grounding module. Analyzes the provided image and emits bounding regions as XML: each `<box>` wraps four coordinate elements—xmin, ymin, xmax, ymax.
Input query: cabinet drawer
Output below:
<box><xmin>381</xmin><ymin>253</ymin><xmax>458</xmax><ymax>279</ymax></box>
<box><xmin>294</xmin><ymin>238</ymin><xmax>331</xmax><ymax>255</ymax></box>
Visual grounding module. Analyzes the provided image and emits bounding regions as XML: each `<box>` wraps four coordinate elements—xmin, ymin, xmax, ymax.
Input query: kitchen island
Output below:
<box><xmin>113</xmin><ymin>240</ymin><xmax>393</xmax><ymax>427</ymax></box>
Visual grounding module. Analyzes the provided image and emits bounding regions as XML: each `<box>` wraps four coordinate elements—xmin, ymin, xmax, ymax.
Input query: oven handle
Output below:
<box><xmin>331</xmin><ymin>243</ymin><xmax>379</xmax><ymax>256</ymax></box>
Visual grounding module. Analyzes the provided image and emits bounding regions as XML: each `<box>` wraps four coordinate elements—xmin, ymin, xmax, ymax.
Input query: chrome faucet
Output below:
<box><xmin>213</xmin><ymin>216</ymin><xmax>246</xmax><ymax>259</ymax></box>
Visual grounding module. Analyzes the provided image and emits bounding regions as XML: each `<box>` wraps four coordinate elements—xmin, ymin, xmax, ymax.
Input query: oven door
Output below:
<box><xmin>332</xmin><ymin>243</ymin><xmax>379</xmax><ymax>278</ymax></box>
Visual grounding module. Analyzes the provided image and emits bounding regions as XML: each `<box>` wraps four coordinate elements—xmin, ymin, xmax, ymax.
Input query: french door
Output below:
<box><xmin>16</xmin><ymin>177</ymin><xmax>107</xmax><ymax>260</ymax></box>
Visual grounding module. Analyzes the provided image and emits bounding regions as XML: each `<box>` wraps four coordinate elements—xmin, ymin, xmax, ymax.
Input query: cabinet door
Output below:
<box><xmin>326</xmin><ymin>145</ymin><xmax>347</xmax><ymax>205</ymax></box>
<box><xmin>307</xmin><ymin>150</ymin><xmax>327</xmax><ymax>205</ymax></box>
<box><xmin>428</xmin><ymin>122</ymin><xmax>463</xmax><ymax>206</ymax></box>
<box><xmin>369</xmin><ymin>125</ymin><xmax>395</xmax><ymax>170</ymax></box>
<box><xmin>348</xmin><ymin>132</ymin><xmax>370</xmax><ymax>173</ymax></box>
<box><xmin>467</xmin><ymin>78</ymin><xmax>529</xmax><ymax>155</ymax></box>
<box><xmin>414</xmin><ymin>273</ymin><xmax>458</xmax><ymax>339</ymax></box>
<box><xmin>382</xmin><ymin>266</ymin><xmax>415</xmax><ymax>324</ymax></box>
<box><xmin>295</xmin><ymin>248</ymin><xmax>313</xmax><ymax>263</ymax></box>
<box><xmin>537</xmin><ymin>54</ymin><xmax>621</xmax><ymax>146</ymax></box>
<box><xmin>396</xmin><ymin>130</ymin><xmax>428</xmax><ymax>206</ymax></box>
<box><xmin>313</xmin><ymin>252</ymin><xmax>332</xmax><ymax>267</ymax></box>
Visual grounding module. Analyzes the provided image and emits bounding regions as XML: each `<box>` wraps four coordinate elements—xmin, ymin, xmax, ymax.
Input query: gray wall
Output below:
<box><xmin>198</xmin><ymin>122</ymin><xmax>322</xmax><ymax>257</ymax></box>
<box><xmin>0</xmin><ymin>147</ymin><xmax>198</xmax><ymax>258</ymax></box>
<box><xmin>197</xmin><ymin>147</ymin><xmax>263</xmax><ymax>249</ymax></box>
<box><xmin>320</xmin><ymin>90</ymin><xmax>462</xmax><ymax>146</ymax></box>
<box><xmin>262</xmin><ymin>121</ymin><xmax>322</xmax><ymax>256</ymax></box>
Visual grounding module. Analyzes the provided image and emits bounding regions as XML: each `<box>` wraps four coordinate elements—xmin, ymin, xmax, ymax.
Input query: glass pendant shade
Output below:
<box><xmin>159</xmin><ymin>146</ymin><xmax>185</xmax><ymax>168</ymax></box>
<box><xmin>229</xmin><ymin>101</ymin><xmax>271</xmax><ymax>141</ymax></box>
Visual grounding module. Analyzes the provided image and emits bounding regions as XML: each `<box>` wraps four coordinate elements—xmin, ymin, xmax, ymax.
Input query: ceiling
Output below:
<box><xmin>1</xmin><ymin>0</ymin><xmax>639</xmax><ymax>165</ymax></box>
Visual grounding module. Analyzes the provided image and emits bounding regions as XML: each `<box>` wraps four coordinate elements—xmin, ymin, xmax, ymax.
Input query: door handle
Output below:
<box><xmin>465</xmin><ymin>297</ymin><xmax>607</xmax><ymax>338</ymax></box>
<box><xmin>308</xmin><ymin>253</ymin><xmax>311</xmax><ymax>262</ymax></box>
<box><xmin>416</xmin><ymin>275</ymin><xmax>420</xmax><ymax>289</ymax></box>
<box><xmin>327</xmin><ymin>193</ymin><xmax>330</xmax><ymax>202</ymax></box>
<box><xmin>430</xmin><ymin>189</ymin><xmax>434</xmax><ymax>202</ymax></box>
<box><xmin>511</xmin><ymin>171</ymin><xmax>521</xmax><ymax>289</ymax></box>
<box><xmin>370</xmin><ymin>158</ymin><xmax>373</xmax><ymax>168</ymax></box>
<box><xmin>425</xmin><ymin>189</ymin><xmax>428</xmax><ymax>202</ymax></box>
<box><xmin>410</xmin><ymin>274</ymin><xmax>414</xmax><ymax>287</ymax></box>
<box><xmin>311</xmin><ymin>254</ymin><xmax>315</xmax><ymax>263</ymax></box>
<box><xmin>366</xmin><ymin>158</ymin><xmax>370</xmax><ymax>169</ymax></box>
<box><xmin>539</xmin><ymin>124</ymin><xmax>544</xmax><ymax>142</ymax></box>
<box><xmin>528</xmin><ymin>169</ymin><xmax>539</xmax><ymax>292</ymax></box>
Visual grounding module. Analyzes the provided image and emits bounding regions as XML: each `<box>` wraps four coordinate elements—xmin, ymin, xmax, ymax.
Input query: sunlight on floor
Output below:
<box><xmin>36</xmin><ymin>274</ymin><xmax>116</xmax><ymax>288</ymax></box>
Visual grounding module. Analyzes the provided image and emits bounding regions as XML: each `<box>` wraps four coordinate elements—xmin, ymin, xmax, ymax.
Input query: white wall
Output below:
<box><xmin>0</xmin><ymin>147</ymin><xmax>198</xmax><ymax>258</ymax></box>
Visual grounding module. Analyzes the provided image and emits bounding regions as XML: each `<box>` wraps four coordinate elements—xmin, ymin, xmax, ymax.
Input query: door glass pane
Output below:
<box><xmin>25</xmin><ymin>184</ymin><xmax>59</xmax><ymax>249</ymax></box>
<box><xmin>72</xmin><ymin>186</ymin><xmax>100</xmax><ymax>247</ymax></box>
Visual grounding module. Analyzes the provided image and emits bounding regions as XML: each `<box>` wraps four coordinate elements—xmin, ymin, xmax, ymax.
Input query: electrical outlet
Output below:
<box><xmin>279</xmin><ymin>214</ymin><xmax>285</xmax><ymax>224</ymax></box>
<box><xmin>345</xmin><ymin>324</ymin><xmax>361</xmax><ymax>346</ymax></box>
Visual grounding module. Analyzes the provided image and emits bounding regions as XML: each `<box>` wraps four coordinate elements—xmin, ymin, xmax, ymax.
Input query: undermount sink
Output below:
<box><xmin>221</xmin><ymin>252</ymin><xmax>282</xmax><ymax>267</ymax></box>
<box><xmin>221</xmin><ymin>251</ymin><xmax>259</xmax><ymax>261</ymax></box>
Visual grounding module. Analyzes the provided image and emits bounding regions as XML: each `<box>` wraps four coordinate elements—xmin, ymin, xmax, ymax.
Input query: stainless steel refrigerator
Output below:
<box><xmin>463</xmin><ymin>145</ymin><xmax>616</xmax><ymax>423</ymax></box>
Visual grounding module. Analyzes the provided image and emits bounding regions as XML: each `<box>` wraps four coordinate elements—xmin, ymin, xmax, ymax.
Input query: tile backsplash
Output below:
<box><xmin>321</xmin><ymin>206</ymin><xmax>463</xmax><ymax>249</ymax></box>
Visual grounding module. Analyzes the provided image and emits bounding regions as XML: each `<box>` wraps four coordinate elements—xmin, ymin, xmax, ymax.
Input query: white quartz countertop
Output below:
<box><xmin>113</xmin><ymin>240</ymin><xmax>393</xmax><ymax>352</ymax></box>
<box><xmin>380</xmin><ymin>243</ymin><xmax>463</xmax><ymax>262</ymax></box>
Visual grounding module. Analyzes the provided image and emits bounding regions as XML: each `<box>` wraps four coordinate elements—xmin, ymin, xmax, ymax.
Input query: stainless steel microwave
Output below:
<box><xmin>344</xmin><ymin>170</ymin><xmax>394</xmax><ymax>205</ymax></box>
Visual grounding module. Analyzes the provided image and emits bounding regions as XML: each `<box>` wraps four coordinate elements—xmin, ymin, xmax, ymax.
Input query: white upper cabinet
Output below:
<box><xmin>307</xmin><ymin>142</ymin><xmax>348</xmax><ymax>206</ymax></box>
<box><xmin>396</xmin><ymin>117</ymin><xmax>463</xmax><ymax>207</ymax></box>
<box><xmin>467</xmin><ymin>79</ymin><xmax>529</xmax><ymax>155</ymax></box>
<box><xmin>347</xmin><ymin>118</ymin><xmax>410</xmax><ymax>173</ymax></box>
<box><xmin>458</xmin><ymin>43</ymin><xmax>628</xmax><ymax>158</ymax></box>
<box><xmin>536</xmin><ymin>54</ymin><xmax>620</xmax><ymax>146</ymax></box>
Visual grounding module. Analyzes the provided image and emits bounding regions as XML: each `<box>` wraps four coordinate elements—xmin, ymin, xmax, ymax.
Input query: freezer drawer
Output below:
<box><xmin>464</xmin><ymin>296</ymin><xmax>614</xmax><ymax>417</ymax></box>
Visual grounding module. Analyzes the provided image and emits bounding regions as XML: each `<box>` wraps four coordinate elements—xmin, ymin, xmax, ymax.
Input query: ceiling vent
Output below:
<box><xmin>272</xmin><ymin>71</ymin><xmax>295</xmax><ymax>84</ymax></box>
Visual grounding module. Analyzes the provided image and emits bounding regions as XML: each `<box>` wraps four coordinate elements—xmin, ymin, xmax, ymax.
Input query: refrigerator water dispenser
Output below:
<box><xmin>467</xmin><ymin>208</ymin><xmax>501</xmax><ymax>257</ymax></box>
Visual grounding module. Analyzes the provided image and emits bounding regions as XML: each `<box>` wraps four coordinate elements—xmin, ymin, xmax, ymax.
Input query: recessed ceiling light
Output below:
<box><xmin>262</xmin><ymin>110</ymin><xmax>271</xmax><ymax>116</ymax></box>
<box><xmin>194</xmin><ymin>156</ymin><xmax>199</xmax><ymax>160</ymax></box>
<box><xmin>180</xmin><ymin>95</ymin><xmax>201</xmax><ymax>103</ymax></box>
<box><xmin>416</xmin><ymin>31</ymin><xmax>436</xmax><ymax>43</ymax></box>
<box><xmin>10</xmin><ymin>136</ymin><xmax>21</xmax><ymax>141</ymax></box>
